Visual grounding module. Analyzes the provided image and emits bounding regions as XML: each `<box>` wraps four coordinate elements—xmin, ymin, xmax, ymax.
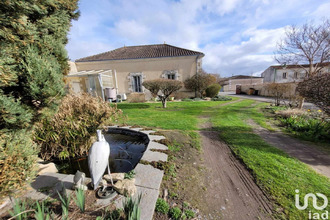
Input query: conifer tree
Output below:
<box><xmin>0</xmin><ymin>0</ymin><xmax>79</xmax><ymax>129</ymax></box>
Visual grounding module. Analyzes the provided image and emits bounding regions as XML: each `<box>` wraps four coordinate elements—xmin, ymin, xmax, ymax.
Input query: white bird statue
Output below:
<box><xmin>88</xmin><ymin>130</ymin><xmax>113</xmax><ymax>190</ymax></box>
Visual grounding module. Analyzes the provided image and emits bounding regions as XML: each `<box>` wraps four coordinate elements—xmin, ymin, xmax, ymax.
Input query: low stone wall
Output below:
<box><xmin>240</xmin><ymin>82</ymin><xmax>298</xmax><ymax>98</ymax></box>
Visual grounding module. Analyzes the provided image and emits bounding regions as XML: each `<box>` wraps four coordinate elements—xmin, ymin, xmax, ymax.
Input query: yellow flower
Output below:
<box><xmin>307</xmin><ymin>109</ymin><xmax>311</xmax><ymax>112</ymax></box>
<box><xmin>318</xmin><ymin>110</ymin><xmax>322</xmax><ymax>112</ymax></box>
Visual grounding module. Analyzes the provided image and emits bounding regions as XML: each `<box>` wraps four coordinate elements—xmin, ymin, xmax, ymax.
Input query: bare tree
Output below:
<box><xmin>143</xmin><ymin>79</ymin><xmax>183</xmax><ymax>108</ymax></box>
<box><xmin>276</xmin><ymin>19</ymin><xmax>330</xmax><ymax>77</ymax></box>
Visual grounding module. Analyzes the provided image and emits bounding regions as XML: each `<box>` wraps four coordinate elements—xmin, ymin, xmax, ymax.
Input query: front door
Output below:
<box><xmin>236</xmin><ymin>85</ymin><xmax>241</xmax><ymax>94</ymax></box>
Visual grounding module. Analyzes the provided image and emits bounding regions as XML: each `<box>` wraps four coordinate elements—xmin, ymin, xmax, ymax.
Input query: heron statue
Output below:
<box><xmin>88</xmin><ymin>130</ymin><xmax>114</xmax><ymax>190</ymax></box>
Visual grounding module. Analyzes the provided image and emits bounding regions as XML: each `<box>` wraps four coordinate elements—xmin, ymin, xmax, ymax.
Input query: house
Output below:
<box><xmin>219</xmin><ymin>75</ymin><xmax>263</xmax><ymax>93</ymax></box>
<box><xmin>261</xmin><ymin>62</ymin><xmax>330</xmax><ymax>83</ymax></box>
<box><xmin>66</xmin><ymin>44</ymin><xmax>204</xmax><ymax>100</ymax></box>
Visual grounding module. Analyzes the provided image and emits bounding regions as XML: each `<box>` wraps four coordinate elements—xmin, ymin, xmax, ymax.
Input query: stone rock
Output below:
<box><xmin>104</xmin><ymin>173</ymin><xmax>125</xmax><ymax>182</ymax></box>
<box><xmin>113</xmin><ymin>179</ymin><xmax>136</xmax><ymax>197</ymax></box>
<box><xmin>163</xmin><ymin>189</ymin><xmax>168</xmax><ymax>201</ymax></box>
<box><xmin>73</xmin><ymin>171</ymin><xmax>87</xmax><ymax>191</ymax></box>
<box><xmin>99</xmin><ymin>179</ymin><xmax>107</xmax><ymax>188</ymax></box>
<box><xmin>37</xmin><ymin>162</ymin><xmax>58</xmax><ymax>175</ymax></box>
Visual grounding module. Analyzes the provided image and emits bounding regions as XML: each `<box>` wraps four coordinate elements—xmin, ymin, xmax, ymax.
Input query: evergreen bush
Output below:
<box><xmin>205</xmin><ymin>84</ymin><xmax>221</xmax><ymax>98</ymax></box>
<box><xmin>0</xmin><ymin>0</ymin><xmax>79</xmax><ymax>196</ymax></box>
<box><xmin>0</xmin><ymin>0</ymin><xmax>79</xmax><ymax>129</ymax></box>
<box><xmin>0</xmin><ymin>130</ymin><xmax>38</xmax><ymax>196</ymax></box>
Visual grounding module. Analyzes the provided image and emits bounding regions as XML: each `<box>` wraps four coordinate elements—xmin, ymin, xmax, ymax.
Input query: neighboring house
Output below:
<box><xmin>219</xmin><ymin>75</ymin><xmax>263</xmax><ymax>93</ymax></box>
<box><xmin>66</xmin><ymin>44</ymin><xmax>204</xmax><ymax>100</ymax></box>
<box><xmin>261</xmin><ymin>62</ymin><xmax>330</xmax><ymax>83</ymax></box>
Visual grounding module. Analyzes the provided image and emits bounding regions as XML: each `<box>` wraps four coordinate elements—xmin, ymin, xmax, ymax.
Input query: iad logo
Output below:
<box><xmin>295</xmin><ymin>189</ymin><xmax>328</xmax><ymax>219</ymax></box>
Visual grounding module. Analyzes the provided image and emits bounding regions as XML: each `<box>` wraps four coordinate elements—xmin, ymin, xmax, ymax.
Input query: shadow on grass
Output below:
<box><xmin>116</xmin><ymin>103</ymin><xmax>151</xmax><ymax>109</ymax></box>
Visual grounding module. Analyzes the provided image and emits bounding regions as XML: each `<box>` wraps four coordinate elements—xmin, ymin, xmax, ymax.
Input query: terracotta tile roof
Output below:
<box><xmin>76</xmin><ymin>44</ymin><xmax>204</xmax><ymax>62</ymax></box>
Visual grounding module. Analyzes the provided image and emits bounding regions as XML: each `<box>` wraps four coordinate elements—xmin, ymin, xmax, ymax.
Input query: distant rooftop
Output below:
<box><xmin>270</xmin><ymin>62</ymin><xmax>330</xmax><ymax>69</ymax></box>
<box><xmin>229</xmin><ymin>75</ymin><xmax>263</xmax><ymax>79</ymax></box>
<box><xmin>76</xmin><ymin>44</ymin><xmax>204</xmax><ymax>62</ymax></box>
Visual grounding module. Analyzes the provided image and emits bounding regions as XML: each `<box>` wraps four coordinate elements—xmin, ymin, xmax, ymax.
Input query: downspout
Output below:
<box><xmin>196</xmin><ymin>55</ymin><xmax>200</xmax><ymax>75</ymax></box>
<box><xmin>195</xmin><ymin>55</ymin><xmax>201</xmax><ymax>97</ymax></box>
<box><xmin>98</xmin><ymin>73</ymin><xmax>105</xmax><ymax>101</ymax></box>
<box><xmin>114</xmin><ymin>69</ymin><xmax>119</xmax><ymax>94</ymax></box>
<box><xmin>273</xmin><ymin>68</ymin><xmax>277</xmax><ymax>82</ymax></box>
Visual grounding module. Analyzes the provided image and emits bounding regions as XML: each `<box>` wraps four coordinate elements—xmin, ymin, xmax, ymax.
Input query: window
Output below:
<box><xmin>132</xmin><ymin>75</ymin><xmax>142</xmax><ymax>92</ymax></box>
<box><xmin>294</xmin><ymin>72</ymin><xmax>298</xmax><ymax>79</ymax></box>
<box><xmin>167</xmin><ymin>74</ymin><xmax>176</xmax><ymax>80</ymax></box>
<box><xmin>163</xmin><ymin>70</ymin><xmax>178</xmax><ymax>80</ymax></box>
<box><xmin>283</xmin><ymin>72</ymin><xmax>287</xmax><ymax>79</ymax></box>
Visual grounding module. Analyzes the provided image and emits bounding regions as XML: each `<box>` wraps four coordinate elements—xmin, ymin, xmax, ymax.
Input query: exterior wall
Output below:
<box><xmin>240</xmin><ymin>82</ymin><xmax>298</xmax><ymax>98</ymax></box>
<box><xmin>75</xmin><ymin>56</ymin><xmax>201</xmax><ymax>96</ymax></box>
<box><xmin>261</xmin><ymin>67</ymin><xmax>274</xmax><ymax>82</ymax></box>
<box><xmin>223</xmin><ymin>78</ymin><xmax>263</xmax><ymax>92</ymax></box>
<box><xmin>68</xmin><ymin>61</ymin><xmax>78</xmax><ymax>73</ymax></box>
<box><xmin>262</xmin><ymin>65</ymin><xmax>330</xmax><ymax>83</ymax></box>
<box><xmin>263</xmin><ymin>67</ymin><xmax>306</xmax><ymax>83</ymax></box>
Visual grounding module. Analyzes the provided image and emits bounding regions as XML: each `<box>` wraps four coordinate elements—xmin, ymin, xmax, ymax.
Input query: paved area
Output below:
<box><xmin>3</xmin><ymin>126</ymin><xmax>167</xmax><ymax>220</ymax></box>
<box><xmin>248</xmin><ymin>119</ymin><xmax>330</xmax><ymax>178</ymax></box>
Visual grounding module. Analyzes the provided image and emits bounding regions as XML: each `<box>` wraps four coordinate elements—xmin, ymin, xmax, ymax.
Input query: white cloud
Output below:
<box><xmin>206</xmin><ymin>0</ymin><xmax>242</xmax><ymax>15</ymax></box>
<box><xmin>202</xmin><ymin>27</ymin><xmax>285</xmax><ymax>76</ymax></box>
<box><xmin>66</xmin><ymin>0</ymin><xmax>329</xmax><ymax>76</ymax></box>
<box><xmin>312</xmin><ymin>2</ymin><xmax>330</xmax><ymax>19</ymax></box>
<box><xmin>113</xmin><ymin>20</ymin><xmax>150</xmax><ymax>44</ymax></box>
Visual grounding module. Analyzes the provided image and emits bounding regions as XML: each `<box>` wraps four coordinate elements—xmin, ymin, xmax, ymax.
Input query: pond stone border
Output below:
<box><xmin>7</xmin><ymin>126</ymin><xmax>168</xmax><ymax>220</ymax></box>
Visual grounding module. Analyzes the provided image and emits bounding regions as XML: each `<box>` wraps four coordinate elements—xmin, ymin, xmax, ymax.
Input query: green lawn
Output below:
<box><xmin>209</xmin><ymin>100</ymin><xmax>330</xmax><ymax>219</ymax></box>
<box><xmin>115</xmin><ymin>99</ymin><xmax>236</xmax><ymax>130</ymax></box>
<box><xmin>116</xmin><ymin>99</ymin><xmax>330</xmax><ymax>219</ymax></box>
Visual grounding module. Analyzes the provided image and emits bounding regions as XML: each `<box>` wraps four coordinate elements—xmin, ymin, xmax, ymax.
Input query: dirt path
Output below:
<box><xmin>198</xmin><ymin>101</ymin><xmax>273</xmax><ymax>219</ymax></box>
<box><xmin>248</xmin><ymin>119</ymin><xmax>330</xmax><ymax>178</ymax></box>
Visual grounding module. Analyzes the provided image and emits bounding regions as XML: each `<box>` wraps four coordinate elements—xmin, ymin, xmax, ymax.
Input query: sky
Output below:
<box><xmin>66</xmin><ymin>0</ymin><xmax>330</xmax><ymax>77</ymax></box>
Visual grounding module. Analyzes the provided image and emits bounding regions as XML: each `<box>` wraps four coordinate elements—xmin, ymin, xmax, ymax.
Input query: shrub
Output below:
<box><xmin>0</xmin><ymin>130</ymin><xmax>38</xmax><ymax>197</ymax></box>
<box><xmin>182</xmin><ymin>98</ymin><xmax>193</xmax><ymax>102</ymax></box>
<box><xmin>275</xmin><ymin>109</ymin><xmax>306</xmax><ymax>118</ymax></box>
<box><xmin>212</xmin><ymin>96</ymin><xmax>232</xmax><ymax>101</ymax></box>
<box><xmin>297</xmin><ymin>74</ymin><xmax>330</xmax><ymax>114</ymax></box>
<box><xmin>205</xmin><ymin>84</ymin><xmax>221</xmax><ymax>98</ymax></box>
<box><xmin>279</xmin><ymin>115</ymin><xmax>330</xmax><ymax>141</ymax></box>
<box><xmin>172</xmin><ymin>92</ymin><xmax>190</xmax><ymax>100</ymax></box>
<box><xmin>155</xmin><ymin>198</ymin><xmax>169</xmax><ymax>214</ymax></box>
<box><xmin>169</xmin><ymin>207</ymin><xmax>182</xmax><ymax>220</ymax></box>
<box><xmin>184</xmin><ymin>70</ymin><xmax>217</xmax><ymax>98</ymax></box>
<box><xmin>127</xmin><ymin>93</ymin><xmax>146</xmax><ymax>103</ymax></box>
<box><xmin>0</xmin><ymin>0</ymin><xmax>79</xmax><ymax>130</ymax></box>
<box><xmin>36</xmin><ymin>93</ymin><xmax>122</xmax><ymax>160</ymax></box>
<box><xmin>143</xmin><ymin>79</ymin><xmax>183</xmax><ymax>108</ymax></box>
<box><xmin>184</xmin><ymin>209</ymin><xmax>195</xmax><ymax>219</ymax></box>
